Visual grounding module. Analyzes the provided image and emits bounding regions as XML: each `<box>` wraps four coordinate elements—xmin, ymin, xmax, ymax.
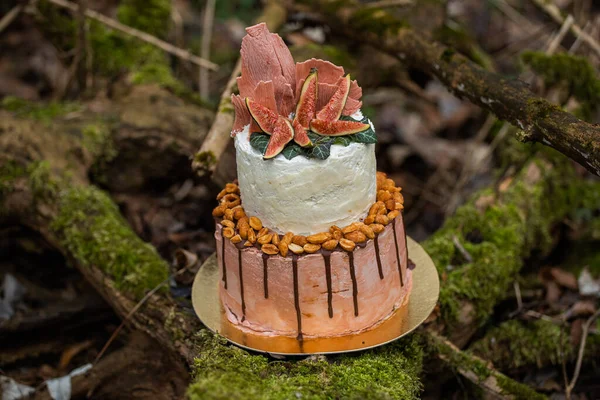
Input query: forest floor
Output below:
<box><xmin>1</xmin><ymin>0</ymin><xmax>599</xmax><ymax>399</ymax></box>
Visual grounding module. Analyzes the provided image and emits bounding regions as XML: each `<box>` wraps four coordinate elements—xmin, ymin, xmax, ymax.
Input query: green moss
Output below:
<box><xmin>425</xmin><ymin>333</ymin><xmax>545</xmax><ymax>400</ymax></box>
<box><xmin>423</xmin><ymin>154</ymin><xmax>577</xmax><ymax>326</ymax></box>
<box><xmin>433</xmin><ymin>23</ymin><xmax>493</xmax><ymax>70</ymax></box>
<box><xmin>349</xmin><ymin>7</ymin><xmax>408</xmax><ymax>37</ymax></box>
<box><xmin>521</xmin><ymin>51</ymin><xmax>600</xmax><ymax>119</ymax></box>
<box><xmin>50</xmin><ymin>186</ymin><xmax>168</xmax><ymax>299</ymax></box>
<box><xmin>188</xmin><ymin>331</ymin><xmax>423</xmax><ymax>400</ymax></box>
<box><xmin>82</xmin><ymin>124</ymin><xmax>117</xmax><ymax>161</ymax></box>
<box><xmin>496</xmin><ymin>375</ymin><xmax>547</xmax><ymax>400</ymax></box>
<box><xmin>117</xmin><ymin>0</ymin><xmax>171</xmax><ymax>38</ymax></box>
<box><xmin>217</xmin><ymin>96</ymin><xmax>234</xmax><ymax>114</ymax></box>
<box><xmin>1</xmin><ymin>96</ymin><xmax>80</xmax><ymax>122</ymax></box>
<box><xmin>0</xmin><ymin>160</ymin><xmax>27</xmax><ymax>197</ymax></box>
<box><xmin>194</xmin><ymin>151</ymin><xmax>217</xmax><ymax>168</ymax></box>
<box><xmin>470</xmin><ymin>320</ymin><xmax>571</xmax><ymax>369</ymax></box>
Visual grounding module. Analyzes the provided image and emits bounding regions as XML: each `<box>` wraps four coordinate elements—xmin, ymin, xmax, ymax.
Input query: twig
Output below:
<box><xmin>192</xmin><ymin>0</ymin><xmax>287</xmax><ymax>178</ymax></box>
<box><xmin>363</xmin><ymin>0</ymin><xmax>413</xmax><ymax>8</ymax></box>
<box><xmin>0</xmin><ymin>4</ymin><xmax>24</xmax><ymax>33</ymax></box>
<box><xmin>546</xmin><ymin>14</ymin><xmax>574</xmax><ymax>55</ymax></box>
<box><xmin>452</xmin><ymin>235</ymin><xmax>473</xmax><ymax>263</ymax></box>
<box><xmin>302</xmin><ymin>0</ymin><xmax>600</xmax><ymax>176</ymax></box>
<box><xmin>530</xmin><ymin>0</ymin><xmax>600</xmax><ymax>58</ymax></box>
<box><xmin>513</xmin><ymin>281</ymin><xmax>523</xmax><ymax>311</ymax></box>
<box><xmin>200</xmin><ymin>0</ymin><xmax>216</xmax><ymax>99</ymax></box>
<box><xmin>44</xmin><ymin>0</ymin><xmax>218</xmax><ymax>71</ymax></box>
<box><xmin>566</xmin><ymin>308</ymin><xmax>600</xmax><ymax>399</ymax></box>
<box><xmin>93</xmin><ymin>260</ymin><xmax>194</xmax><ymax>365</ymax></box>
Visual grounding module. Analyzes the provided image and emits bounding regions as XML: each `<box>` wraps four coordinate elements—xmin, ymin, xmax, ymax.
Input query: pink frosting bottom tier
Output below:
<box><xmin>216</xmin><ymin>213</ymin><xmax>411</xmax><ymax>338</ymax></box>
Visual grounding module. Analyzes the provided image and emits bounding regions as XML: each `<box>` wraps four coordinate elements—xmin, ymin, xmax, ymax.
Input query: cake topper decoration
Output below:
<box><xmin>231</xmin><ymin>23</ymin><xmax>376</xmax><ymax>160</ymax></box>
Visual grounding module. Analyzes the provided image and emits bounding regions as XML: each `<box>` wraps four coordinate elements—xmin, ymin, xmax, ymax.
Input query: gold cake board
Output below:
<box><xmin>191</xmin><ymin>237</ymin><xmax>439</xmax><ymax>356</ymax></box>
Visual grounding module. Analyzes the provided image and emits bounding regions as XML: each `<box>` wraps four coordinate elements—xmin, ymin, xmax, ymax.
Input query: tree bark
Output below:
<box><xmin>298</xmin><ymin>0</ymin><xmax>600</xmax><ymax>176</ymax></box>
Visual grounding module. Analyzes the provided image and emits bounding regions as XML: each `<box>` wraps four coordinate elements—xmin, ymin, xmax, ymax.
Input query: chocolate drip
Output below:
<box><xmin>408</xmin><ymin>258</ymin><xmax>416</xmax><ymax>270</ymax></box>
<box><xmin>392</xmin><ymin>220</ymin><xmax>404</xmax><ymax>287</ymax></box>
<box><xmin>221</xmin><ymin>229</ymin><xmax>228</xmax><ymax>290</ymax></box>
<box><xmin>238</xmin><ymin>248</ymin><xmax>246</xmax><ymax>319</ymax></box>
<box><xmin>292</xmin><ymin>255</ymin><xmax>303</xmax><ymax>342</ymax></box>
<box><xmin>322</xmin><ymin>251</ymin><xmax>333</xmax><ymax>318</ymax></box>
<box><xmin>348</xmin><ymin>252</ymin><xmax>359</xmax><ymax>316</ymax></box>
<box><xmin>262</xmin><ymin>253</ymin><xmax>269</xmax><ymax>299</ymax></box>
<box><xmin>374</xmin><ymin>236</ymin><xmax>384</xmax><ymax>279</ymax></box>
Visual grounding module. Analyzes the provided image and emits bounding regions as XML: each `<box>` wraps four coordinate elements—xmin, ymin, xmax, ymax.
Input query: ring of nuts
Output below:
<box><xmin>212</xmin><ymin>172</ymin><xmax>404</xmax><ymax>257</ymax></box>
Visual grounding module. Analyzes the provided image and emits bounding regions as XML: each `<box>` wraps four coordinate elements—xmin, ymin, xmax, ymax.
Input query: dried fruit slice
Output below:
<box><xmin>246</xmin><ymin>98</ymin><xmax>279</xmax><ymax>134</ymax></box>
<box><xmin>292</xmin><ymin>69</ymin><xmax>317</xmax><ymax>147</ymax></box>
<box><xmin>264</xmin><ymin>116</ymin><xmax>294</xmax><ymax>159</ymax></box>
<box><xmin>310</xmin><ymin>119</ymin><xmax>370</xmax><ymax>136</ymax></box>
<box><xmin>316</xmin><ymin>74</ymin><xmax>351</xmax><ymax>121</ymax></box>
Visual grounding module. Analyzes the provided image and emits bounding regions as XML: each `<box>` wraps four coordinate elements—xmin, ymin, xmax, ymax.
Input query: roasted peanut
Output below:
<box><xmin>216</xmin><ymin>188</ymin><xmax>227</xmax><ymax>200</ymax></box>
<box><xmin>330</xmin><ymin>225</ymin><xmax>342</xmax><ymax>240</ymax></box>
<box><xmin>224</xmin><ymin>208</ymin><xmax>234</xmax><ymax>221</ymax></box>
<box><xmin>233</xmin><ymin>207</ymin><xmax>246</xmax><ymax>220</ymax></box>
<box><xmin>225</xmin><ymin>183</ymin><xmax>239</xmax><ymax>194</ymax></box>
<box><xmin>339</xmin><ymin>238</ymin><xmax>356</xmax><ymax>252</ymax></box>
<box><xmin>377</xmin><ymin>190</ymin><xmax>392</xmax><ymax>202</ymax></box>
<box><xmin>257</xmin><ymin>227</ymin><xmax>269</xmax><ymax>237</ymax></box>
<box><xmin>282</xmin><ymin>232</ymin><xmax>294</xmax><ymax>245</ymax></box>
<box><xmin>385</xmin><ymin>199</ymin><xmax>396</xmax><ymax>211</ymax></box>
<box><xmin>262</xmin><ymin>244</ymin><xmax>279</xmax><ymax>255</ymax></box>
<box><xmin>249</xmin><ymin>216</ymin><xmax>262</xmax><ymax>231</ymax></box>
<box><xmin>222</xmin><ymin>227</ymin><xmax>235</xmax><ymax>239</ymax></box>
<box><xmin>231</xmin><ymin>234</ymin><xmax>242</xmax><ymax>244</ymax></box>
<box><xmin>322</xmin><ymin>239</ymin><xmax>339</xmax><ymax>251</ymax></box>
<box><xmin>359</xmin><ymin>224</ymin><xmax>375</xmax><ymax>240</ymax></box>
<box><xmin>271</xmin><ymin>234</ymin><xmax>280</xmax><ymax>245</ymax></box>
<box><xmin>288</xmin><ymin>243</ymin><xmax>304</xmax><ymax>255</ymax></box>
<box><xmin>212</xmin><ymin>204</ymin><xmax>227</xmax><ymax>217</ymax></box>
<box><xmin>221</xmin><ymin>220</ymin><xmax>235</xmax><ymax>228</ymax></box>
<box><xmin>307</xmin><ymin>232</ymin><xmax>332</xmax><ymax>244</ymax></box>
<box><xmin>244</xmin><ymin>240</ymin><xmax>253</xmax><ymax>247</ymax></box>
<box><xmin>303</xmin><ymin>243</ymin><xmax>321</xmax><ymax>254</ymax></box>
<box><xmin>345</xmin><ymin>231</ymin><xmax>366</xmax><ymax>243</ymax></box>
<box><xmin>370</xmin><ymin>223</ymin><xmax>385</xmax><ymax>234</ymax></box>
<box><xmin>364</xmin><ymin>215</ymin><xmax>375</xmax><ymax>225</ymax></box>
<box><xmin>387</xmin><ymin>210</ymin><xmax>400</xmax><ymax>220</ymax></box>
<box><xmin>292</xmin><ymin>235</ymin><xmax>307</xmax><ymax>247</ymax></box>
<box><xmin>375</xmin><ymin>215</ymin><xmax>390</xmax><ymax>225</ymax></box>
<box><xmin>257</xmin><ymin>233</ymin><xmax>273</xmax><ymax>245</ymax></box>
<box><xmin>247</xmin><ymin>228</ymin><xmax>257</xmax><ymax>244</ymax></box>
<box><xmin>278</xmin><ymin>242</ymin><xmax>289</xmax><ymax>257</ymax></box>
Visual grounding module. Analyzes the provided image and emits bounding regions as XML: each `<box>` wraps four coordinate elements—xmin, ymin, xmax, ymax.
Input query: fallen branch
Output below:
<box><xmin>299</xmin><ymin>0</ymin><xmax>600</xmax><ymax>176</ymax></box>
<box><xmin>0</xmin><ymin>4</ymin><xmax>24</xmax><ymax>34</ymax></box>
<box><xmin>192</xmin><ymin>0</ymin><xmax>287</xmax><ymax>178</ymax></box>
<box><xmin>427</xmin><ymin>331</ymin><xmax>546</xmax><ymax>399</ymax></box>
<box><xmin>44</xmin><ymin>0</ymin><xmax>218</xmax><ymax>71</ymax></box>
<box><xmin>199</xmin><ymin>0</ymin><xmax>216</xmax><ymax>99</ymax></box>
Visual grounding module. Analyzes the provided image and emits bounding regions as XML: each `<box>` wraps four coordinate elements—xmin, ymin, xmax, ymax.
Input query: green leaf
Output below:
<box><xmin>281</xmin><ymin>142</ymin><xmax>305</xmax><ymax>160</ymax></box>
<box><xmin>352</xmin><ymin>128</ymin><xmax>377</xmax><ymax>144</ymax></box>
<box><xmin>333</xmin><ymin>136</ymin><xmax>352</xmax><ymax>146</ymax></box>
<box><xmin>308</xmin><ymin>142</ymin><xmax>331</xmax><ymax>159</ymax></box>
<box><xmin>249</xmin><ymin>132</ymin><xmax>270</xmax><ymax>155</ymax></box>
<box><xmin>339</xmin><ymin>115</ymin><xmax>377</xmax><ymax>144</ymax></box>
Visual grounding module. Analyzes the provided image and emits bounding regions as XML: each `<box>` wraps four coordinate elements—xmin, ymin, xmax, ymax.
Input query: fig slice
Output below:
<box><xmin>292</xmin><ymin>119</ymin><xmax>312</xmax><ymax>147</ymax></box>
<box><xmin>310</xmin><ymin>119</ymin><xmax>370</xmax><ymax>136</ymax></box>
<box><xmin>316</xmin><ymin>74</ymin><xmax>351</xmax><ymax>121</ymax></box>
<box><xmin>264</xmin><ymin>116</ymin><xmax>294</xmax><ymax>159</ymax></box>
<box><xmin>246</xmin><ymin>98</ymin><xmax>280</xmax><ymax>134</ymax></box>
<box><xmin>292</xmin><ymin>69</ymin><xmax>317</xmax><ymax>147</ymax></box>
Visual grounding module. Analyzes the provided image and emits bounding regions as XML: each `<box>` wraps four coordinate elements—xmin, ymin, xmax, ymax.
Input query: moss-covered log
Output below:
<box><xmin>426</xmin><ymin>332</ymin><xmax>546</xmax><ymax>400</ymax></box>
<box><xmin>423</xmin><ymin>144</ymin><xmax>599</xmax><ymax>344</ymax></box>
<box><xmin>297</xmin><ymin>0</ymin><xmax>600</xmax><ymax>177</ymax></box>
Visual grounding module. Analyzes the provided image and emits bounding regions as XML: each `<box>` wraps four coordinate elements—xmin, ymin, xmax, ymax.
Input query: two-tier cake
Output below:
<box><xmin>212</xmin><ymin>23</ymin><xmax>412</xmax><ymax>342</ymax></box>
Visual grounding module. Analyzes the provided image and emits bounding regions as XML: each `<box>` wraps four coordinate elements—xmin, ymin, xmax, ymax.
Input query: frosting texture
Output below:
<box><xmin>235</xmin><ymin>122</ymin><xmax>377</xmax><ymax>235</ymax></box>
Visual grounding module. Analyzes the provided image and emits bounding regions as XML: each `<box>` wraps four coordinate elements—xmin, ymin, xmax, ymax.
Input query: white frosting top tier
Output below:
<box><xmin>234</xmin><ymin>115</ymin><xmax>377</xmax><ymax>235</ymax></box>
